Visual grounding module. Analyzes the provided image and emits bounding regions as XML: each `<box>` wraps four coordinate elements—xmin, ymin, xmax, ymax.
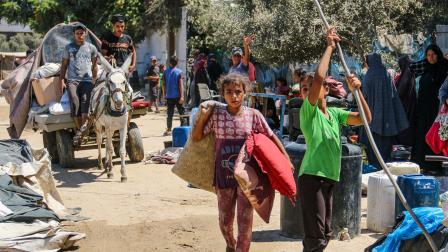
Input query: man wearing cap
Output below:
<box><xmin>101</xmin><ymin>14</ymin><xmax>136</xmax><ymax>72</ymax></box>
<box><xmin>229</xmin><ymin>34</ymin><xmax>254</xmax><ymax>75</ymax></box>
<box><xmin>59</xmin><ymin>23</ymin><xmax>98</xmax><ymax>130</ymax></box>
<box><xmin>144</xmin><ymin>56</ymin><xmax>160</xmax><ymax>113</ymax></box>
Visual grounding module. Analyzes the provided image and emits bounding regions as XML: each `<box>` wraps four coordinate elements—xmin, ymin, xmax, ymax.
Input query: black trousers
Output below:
<box><xmin>299</xmin><ymin>174</ymin><xmax>336</xmax><ymax>252</ymax></box>
<box><xmin>166</xmin><ymin>98</ymin><xmax>185</xmax><ymax>130</ymax></box>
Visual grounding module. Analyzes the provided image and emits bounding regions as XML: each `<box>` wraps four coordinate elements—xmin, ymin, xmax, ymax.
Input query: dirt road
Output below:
<box><xmin>0</xmin><ymin>97</ymin><xmax>379</xmax><ymax>251</ymax></box>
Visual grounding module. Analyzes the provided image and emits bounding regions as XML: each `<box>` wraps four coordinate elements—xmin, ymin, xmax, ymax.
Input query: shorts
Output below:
<box><xmin>149</xmin><ymin>82</ymin><xmax>158</xmax><ymax>102</ymax></box>
<box><xmin>67</xmin><ymin>80</ymin><xmax>94</xmax><ymax>117</ymax></box>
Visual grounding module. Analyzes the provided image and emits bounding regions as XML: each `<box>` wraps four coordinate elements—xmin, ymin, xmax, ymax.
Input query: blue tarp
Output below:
<box><xmin>373</xmin><ymin>207</ymin><xmax>444</xmax><ymax>252</ymax></box>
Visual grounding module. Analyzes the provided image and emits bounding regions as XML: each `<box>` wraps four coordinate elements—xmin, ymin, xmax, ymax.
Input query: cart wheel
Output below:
<box><xmin>126</xmin><ymin>122</ymin><xmax>144</xmax><ymax>162</ymax></box>
<box><xmin>56</xmin><ymin>130</ymin><xmax>75</xmax><ymax>168</ymax></box>
<box><xmin>43</xmin><ymin>131</ymin><xmax>59</xmax><ymax>164</ymax></box>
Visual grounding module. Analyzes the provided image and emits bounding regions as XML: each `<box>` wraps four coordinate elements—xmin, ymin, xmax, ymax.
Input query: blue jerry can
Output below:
<box><xmin>395</xmin><ymin>174</ymin><xmax>440</xmax><ymax>218</ymax></box>
<box><xmin>172</xmin><ymin>126</ymin><xmax>191</xmax><ymax>147</ymax></box>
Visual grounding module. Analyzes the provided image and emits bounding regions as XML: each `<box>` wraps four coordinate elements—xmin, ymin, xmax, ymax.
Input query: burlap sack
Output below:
<box><xmin>171</xmin><ymin>133</ymin><xmax>216</xmax><ymax>193</ymax></box>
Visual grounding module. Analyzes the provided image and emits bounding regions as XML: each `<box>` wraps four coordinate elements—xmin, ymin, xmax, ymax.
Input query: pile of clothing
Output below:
<box><xmin>145</xmin><ymin>147</ymin><xmax>184</xmax><ymax>165</ymax></box>
<box><xmin>0</xmin><ymin>139</ymin><xmax>85</xmax><ymax>251</ymax></box>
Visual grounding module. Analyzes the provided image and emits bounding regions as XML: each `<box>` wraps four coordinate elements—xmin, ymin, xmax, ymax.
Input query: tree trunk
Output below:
<box><xmin>168</xmin><ymin>29</ymin><xmax>176</xmax><ymax>59</ymax></box>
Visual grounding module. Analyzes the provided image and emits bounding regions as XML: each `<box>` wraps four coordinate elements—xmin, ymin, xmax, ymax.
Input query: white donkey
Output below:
<box><xmin>89</xmin><ymin>54</ymin><xmax>133</xmax><ymax>182</ymax></box>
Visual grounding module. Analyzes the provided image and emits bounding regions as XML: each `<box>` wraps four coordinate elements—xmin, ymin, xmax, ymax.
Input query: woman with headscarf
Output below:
<box><xmin>411</xmin><ymin>44</ymin><xmax>448</xmax><ymax>173</ymax></box>
<box><xmin>192</xmin><ymin>54</ymin><xmax>211</xmax><ymax>107</ymax></box>
<box><xmin>362</xmin><ymin>53</ymin><xmax>409</xmax><ymax>168</ymax></box>
<box><xmin>395</xmin><ymin>56</ymin><xmax>417</xmax><ymax>146</ymax></box>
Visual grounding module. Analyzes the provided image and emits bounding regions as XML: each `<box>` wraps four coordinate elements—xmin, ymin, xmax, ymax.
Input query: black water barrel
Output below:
<box><xmin>280</xmin><ymin>135</ymin><xmax>306</xmax><ymax>239</ymax></box>
<box><xmin>332</xmin><ymin>136</ymin><xmax>363</xmax><ymax>238</ymax></box>
<box><xmin>288</xmin><ymin>107</ymin><xmax>302</xmax><ymax>142</ymax></box>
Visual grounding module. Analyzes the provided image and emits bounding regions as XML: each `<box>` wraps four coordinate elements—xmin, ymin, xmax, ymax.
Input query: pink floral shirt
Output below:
<box><xmin>204</xmin><ymin>106</ymin><xmax>273</xmax><ymax>188</ymax></box>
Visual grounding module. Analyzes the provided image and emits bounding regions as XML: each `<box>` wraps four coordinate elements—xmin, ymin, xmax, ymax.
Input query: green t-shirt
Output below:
<box><xmin>299</xmin><ymin>98</ymin><xmax>350</xmax><ymax>181</ymax></box>
<box><xmin>159</xmin><ymin>73</ymin><xmax>164</xmax><ymax>88</ymax></box>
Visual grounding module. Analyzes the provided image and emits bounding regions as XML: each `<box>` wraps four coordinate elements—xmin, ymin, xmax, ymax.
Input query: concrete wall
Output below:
<box><xmin>135</xmin><ymin>7</ymin><xmax>187</xmax><ymax>78</ymax></box>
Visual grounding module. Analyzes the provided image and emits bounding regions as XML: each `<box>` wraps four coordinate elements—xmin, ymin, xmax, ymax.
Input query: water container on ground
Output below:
<box><xmin>332</xmin><ymin>137</ymin><xmax>363</xmax><ymax>238</ymax></box>
<box><xmin>280</xmin><ymin>136</ymin><xmax>363</xmax><ymax>239</ymax></box>
<box><xmin>386</xmin><ymin>162</ymin><xmax>420</xmax><ymax>176</ymax></box>
<box><xmin>436</xmin><ymin>176</ymin><xmax>448</xmax><ymax>193</ymax></box>
<box><xmin>280</xmin><ymin>135</ymin><xmax>307</xmax><ymax>239</ymax></box>
<box><xmin>172</xmin><ymin>126</ymin><xmax>191</xmax><ymax>147</ymax></box>
<box><xmin>189</xmin><ymin>107</ymin><xmax>199</xmax><ymax>126</ymax></box>
<box><xmin>395</xmin><ymin>174</ymin><xmax>440</xmax><ymax>218</ymax></box>
<box><xmin>367</xmin><ymin>173</ymin><xmax>397</xmax><ymax>233</ymax></box>
<box><xmin>288</xmin><ymin>108</ymin><xmax>301</xmax><ymax>142</ymax></box>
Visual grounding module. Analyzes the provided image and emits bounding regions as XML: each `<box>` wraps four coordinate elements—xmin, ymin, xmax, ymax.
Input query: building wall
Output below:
<box><xmin>135</xmin><ymin>7</ymin><xmax>187</xmax><ymax>78</ymax></box>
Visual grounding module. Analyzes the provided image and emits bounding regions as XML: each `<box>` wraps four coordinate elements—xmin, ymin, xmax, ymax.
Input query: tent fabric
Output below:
<box><xmin>0</xmin><ymin>147</ymin><xmax>68</xmax><ymax>218</ymax></box>
<box><xmin>0</xmin><ymin>220</ymin><xmax>86</xmax><ymax>251</ymax></box>
<box><xmin>0</xmin><ymin>139</ymin><xmax>33</xmax><ymax>166</ymax></box>
<box><xmin>0</xmin><ymin>174</ymin><xmax>60</xmax><ymax>222</ymax></box>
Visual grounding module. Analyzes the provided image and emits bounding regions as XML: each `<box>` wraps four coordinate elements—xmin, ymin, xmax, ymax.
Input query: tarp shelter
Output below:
<box><xmin>0</xmin><ymin>52</ymin><xmax>26</xmax><ymax>80</ymax></box>
<box><xmin>436</xmin><ymin>25</ymin><xmax>448</xmax><ymax>55</ymax></box>
<box><xmin>1</xmin><ymin>23</ymin><xmax>101</xmax><ymax>138</ymax></box>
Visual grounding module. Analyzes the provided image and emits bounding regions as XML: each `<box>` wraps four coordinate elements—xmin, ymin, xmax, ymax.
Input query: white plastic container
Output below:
<box><xmin>367</xmin><ymin>173</ymin><xmax>397</xmax><ymax>233</ymax></box>
<box><xmin>386</xmin><ymin>162</ymin><xmax>420</xmax><ymax>176</ymax></box>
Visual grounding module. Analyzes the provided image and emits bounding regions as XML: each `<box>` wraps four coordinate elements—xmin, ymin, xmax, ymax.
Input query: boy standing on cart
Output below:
<box><xmin>59</xmin><ymin>23</ymin><xmax>98</xmax><ymax>130</ymax></box>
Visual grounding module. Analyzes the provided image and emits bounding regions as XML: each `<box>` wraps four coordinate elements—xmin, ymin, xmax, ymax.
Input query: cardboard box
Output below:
<box><xmin>32</xmin><ymin>76</ymin><xmax>62</xmax><ymax>106</ymax></box>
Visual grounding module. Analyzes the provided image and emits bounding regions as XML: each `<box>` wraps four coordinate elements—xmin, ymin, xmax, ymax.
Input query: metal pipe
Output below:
<box><xmin>312</xmin><ymin>0</ymin><xmax>438</xmax><ymax>251</ymax></box>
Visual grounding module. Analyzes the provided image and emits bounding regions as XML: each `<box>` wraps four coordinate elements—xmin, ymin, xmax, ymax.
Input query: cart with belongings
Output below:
<box><xmin>1</xmin><ymin>23</ymin><xmax>148</xmax><ymax>168</ymax></box>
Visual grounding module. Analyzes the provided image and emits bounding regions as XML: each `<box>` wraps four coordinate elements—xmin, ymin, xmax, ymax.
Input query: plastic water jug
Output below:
<box><xmin>172</xmin><ymin>126</ymin><xmax>191</xmax><ymax>147</ymax></box>
<box><xmin>395</xmin><ymin>174</ymin><xmax>439</xmax><ymax>218</ymax></box>
<box><xmin>367</xmin><ymin>174</ymin><xmax>397</xmax><ymax>233</ymax></box>
<box><xmin>386</xmin><ymin>162</ymin><xmax>420</xmax><ymax>176</ymax></box>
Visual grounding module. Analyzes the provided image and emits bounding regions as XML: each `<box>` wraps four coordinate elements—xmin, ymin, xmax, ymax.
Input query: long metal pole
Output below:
<box><xmin>312</xmin><ymin>1</ymin><xmax>438</xmax><ymax>251</ymax></box>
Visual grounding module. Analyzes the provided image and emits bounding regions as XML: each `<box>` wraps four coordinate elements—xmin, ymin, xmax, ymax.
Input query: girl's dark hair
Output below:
<box><xmin>218</xmin><ymin>73</ymin><xmax>250</xmax><ymax>96</ymax></box>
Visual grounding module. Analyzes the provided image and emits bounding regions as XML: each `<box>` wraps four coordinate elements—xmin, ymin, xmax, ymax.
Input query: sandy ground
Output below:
<box><xmin>0</xmin><ymin>96</ymin><xmax>381</xmax><ymax>251</ymax></box>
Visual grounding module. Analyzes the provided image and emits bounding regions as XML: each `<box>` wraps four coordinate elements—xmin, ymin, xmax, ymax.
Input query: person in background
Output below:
<box><xmin>193</xmin><ymin>54</ymin><xmax>211</xmax><ymax>107</ymax></box>
<box><xmin>145</xmin><ymin>56</ymin><xmax>160</xmax><ymax>113</ymax></box>
<box><xmin>276</xmin><ymin>77</ymin><xmax>289</xmax><ymax>96</ymax></box>
<box><xmin>207</xmin><ymin>53</ymin><xmax>223</xmax><ymax>92</ymax></box>
<box><xmin>299</xmin><ymin>28</ymin><xmax>371</xmax><ymax>252</ymax></box>
<box><xmin>395</xmin><ymin>56</ymin><xmax>417</xmax><ymax>147</ymax></box>
<box><xmin>229</xmin><ymin>34</ymin><xmax>254</xmax><ymax>75</ymax></box>
<box><xmin>361</xmin><ymin>53</ymin><xmax>409</xmax><ymax>169</ymax></box>
<box><xmin>162</xmin><ymin>56</ymin><xmax>185</xmax><ymax>136</ymax></box>
<box><xmin>101</xmin><ymin>14</ymin><xmax>136</xmax><ymax>72</ymax></box>
<box><xmin>59</xmin><ymin>23</ymin><xmax>98</xmax><ymax>130</ymax></box>
<box><xmin>14</xmin><ymin>49</ymin><xmax>34</xmax><ymax>68</ymax></box>
<box><xmin>410</xmin><ymin>44</ymin><xmax>448</xmax><ymax>173</ymax></box>
<box><xmin>158</xmin><ymin>64</ymin><xmax>166</xmax><ymax>106</ymax></box>
<box><xmin>248</xmin><ymin>55</ymin><xmax>257</xmax><ymax>91</ymax></box>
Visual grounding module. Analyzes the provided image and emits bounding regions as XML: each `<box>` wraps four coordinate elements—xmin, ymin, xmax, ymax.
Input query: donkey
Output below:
<box><xmin>89</xmin><ymin>54</ymin><xmax>133</xmax><ymax>182</ymax></box>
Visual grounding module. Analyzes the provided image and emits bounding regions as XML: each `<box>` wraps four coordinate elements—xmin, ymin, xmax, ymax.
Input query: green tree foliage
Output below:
<box><xmin>0</xmin><ymin>0</ymin><xmax>170</xmax><ymax>43</ymax></box>
<box><xmin>0</xmin><ymin>33</ymin><xmax>42</xmax><ymax>52</ymax></box>
<box><xmin>188</xmin><ymin>0</ymin><xmax>448</xmax><ymax>64</ymax></box>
